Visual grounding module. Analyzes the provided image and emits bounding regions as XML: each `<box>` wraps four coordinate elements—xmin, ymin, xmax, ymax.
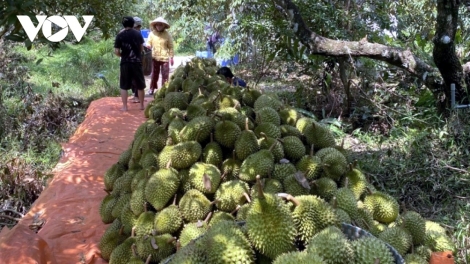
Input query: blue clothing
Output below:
<box><xmin>233</xmin><ymin>77</ymin><xmax>246</xmax><ymax>87</ymax></box>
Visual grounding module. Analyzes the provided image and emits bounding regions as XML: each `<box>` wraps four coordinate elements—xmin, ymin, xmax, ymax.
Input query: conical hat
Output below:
<box><xmin>150</xmin><ymin>17</ymin><xmax>170</xmax><ymax>29</ymax></box>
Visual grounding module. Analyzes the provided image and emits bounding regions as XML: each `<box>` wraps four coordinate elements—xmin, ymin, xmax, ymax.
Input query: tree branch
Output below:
<box><xmin>272</xmin><ymin>0</ymin><xmax>446</xmax><ymax>100</ymax></box>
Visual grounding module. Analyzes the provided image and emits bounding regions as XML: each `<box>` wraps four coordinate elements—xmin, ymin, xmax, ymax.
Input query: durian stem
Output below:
<box><xmin>255</xmin><ymin>175</ymin><xmax>265</xmax><ymax>199</ymax></box>
<box><xmin>166</xmin><ymin>159</ymin><xmax>172</xmax><ymax>169</ymax></box>
<box><xmin>131</xmin><ymin>243</ymin><xmax>138</xmax><ymax>257</ymax></box>
<box><xmin>204</xmin><ymin>211</ymin><xmax>213</xmax><ymax>224</ymax></box>
<box><xmin>365</xmin><ymin>186</ymin><xmax>374</xmax><ymax>195</ymax></box>
<box><xmin>373</xmin><ymin>259</ymin><xmax>380</xmax><ymax>264</ymax></box>
<box><xmin>131</xmin><ymin>226</ymin><xmax>136</xmax><ymax>237</ymax></box>
<box><xmin>167</xmin><ymin>237</ymin><xmax>177</xmax><ymax>244</ymax></box>
<box><xmin>310</xmin><ymin>144</ymin><xmax>314</xmax><ymax>156</ymax></box>
<box><xmin>151</xmin><ymin>237</ymin><xmax>159</xmax><ymax>249</ymax></box>
<box><xmin>348</xmin><ymin>163</ymin><xmax>353</xmax><ymax>172</ymax></box>
<box><xmin>232</xmin><ymin>150</ymin><xmax>236</xmax><ymax>160</ymax></box>
<box><xmin>260</xmin><ymin>132</ymin><xmax>268</xmax><ymax>140</ymax></box>
<box><xmin>277</xmin><ymin>193</ymin><xmax>300</xmax><ymax>206</ymax></box>
<box><xmin>203</xmin><ymin>174</ymin><xmax>212</xmax><ymax>192</ymax></box>
<box><xmin>145</xmin><ymin>255</ymin><xmax>152</xmax><ymax>264</ymax></box>
<box><xmin>231</xmin><ymin>205</ymin><xmax>241</xmax><ymax>215</ymax></box>
<box><xmin>353</xmin><ymin>159</ymin><xmax>358</xmax><ymax>168</ymax></box>
<box><xmin>244</xmin><ymin>118</ymin><xmax>249</xmax><ymax>131</ymax></box>
<box><xmin>331</xmin><ymin>197</ymin><xmax>338</xmax><ymax>208</ymax></box>
<box><xmin>173</xmin><ymin>194</ymin><xmax>177</xmax><ymax>206</ymax></box>
<box><xmin>243</xmin><ymin>192</ymin><xmax>252</xmax><ymax>203</ymax></box>
<box><xmin>176</xmin><ymin>240</ymin><xmax>182</xmax><ymax>251</ymax></box>
<box><xmin>268</xmin><ymin>141</ymin><xmax>278</xmax><ymax>151</ymax></box>
<box><xmin>343</xmin><ymin>177</ymin><xmax>349</xmax><ymax>187</ymax></box>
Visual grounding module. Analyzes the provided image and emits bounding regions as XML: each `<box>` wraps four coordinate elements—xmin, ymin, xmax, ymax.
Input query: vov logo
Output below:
<box><xmin>17</xmin><ymin>15</ymin><xmax>94</xmax><ymax>42</ymax></box>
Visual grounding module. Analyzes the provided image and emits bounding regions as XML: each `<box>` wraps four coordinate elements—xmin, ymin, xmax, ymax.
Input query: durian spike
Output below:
<box><xmin>203</xmin><ymin>173</ymin><xmax>212</xmax><ymax>191</ymax></box>
<box><xmin>145</xmin><ymin>255</ymin><xmax>152</xmax><ymax>264</ymax></box>
<box><xmin>230</xmin><ymin>205</ymin><xmax>241</xmax><ymax>215</ymax></box>
<box><xmin>309</xmin><ymin>144</ymin><xmax>315</xmax><ymax>156</ymax></box>
<box><xmin>243</xmin><ymin>192</ymin><xmax>252</xmax><ymax>203</ymax></box>
<box><xmin>150</xmin><ymin>237</ymin><xmax>159</xmax><ymax>249</ymax></box>
<box><xmin>255</xmin><ymin>175</ymin><xmax>265</xmax><ymax>199</ymax></box>
<box><xmin>277</xmin><ymin>193</ymin><xmax>300</xmax><ymax>206</ymax></box>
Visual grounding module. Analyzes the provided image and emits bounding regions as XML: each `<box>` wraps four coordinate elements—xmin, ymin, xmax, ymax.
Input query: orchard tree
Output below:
<box><xmin>157</xmin><ymin>0</ymin><xmax>470</xmax><ymax>113</ymax></box>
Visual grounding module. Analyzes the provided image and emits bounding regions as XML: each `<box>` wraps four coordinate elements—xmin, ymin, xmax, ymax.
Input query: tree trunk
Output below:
<box><xmin>272</xmin><ymin>0</ymin><xmax>469</xmax><ymax>114</ymax></box>
<box><xmin>433</xmin><ymin>0</ymin><xmax>468</xmax><ymax>111</ymax></box>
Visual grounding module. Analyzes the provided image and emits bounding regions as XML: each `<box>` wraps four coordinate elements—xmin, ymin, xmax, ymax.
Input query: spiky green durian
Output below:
<box><xmin>250</xmin><ymin>178</ymin><xmax>283</xmax><ymax>197</ymax></box>
<box><xmin>246</xmin><ymin>176</ymin><xmax>296</xmax><ymax>259</ymax></box>
<box><xmin>342</xmin><ymin>163</ymin><xmax>367</xmax><ymax>200</ymax></box>
<box><xmin>179</xmin><ymin>221</ymin><xmax>209</xmax><ymax>247</ymax></box>
<box><xmin>303</xmin><ymin>121</ymin><xmax>336</xmax><ymax>149</ymax></box>
<box><xmin>179</xmin><ymin>189</ymin><xmax>213</xmax><ymax>222</ymax></box>
<box><xmin>272</xmin><ymin>162</ymin><xmax>297</xmax><ymax>182</ymax></box>
<box><xmin>281</xmin><ymin>136</ymin><xmax>306</xmax><ymax>162</ymax></box>
<box><xmin>296</xmin><ymin>144</ymin><xmax>322</xmax><ymax>180</ymax></box>
<box><xmin>254</xmin><ymin>122</ymin><xmax>282</xmax><ymax>139</ymax></box>
<box><xmin>351</xmin><ymin>236</ymin><xmax>395</xmax><ymax>264</ymax></box>
<box><xmin>295</xmin><ymin>117</ymin><xmax>315</xmax><ymax>134</ymax></box>
<box><xmin>234</xmin><ymin>118</ymin><xmax>260</xmax><ymax>160</ymax></box>
<box><xmin>311</xmin><ymin>177</ymin><xmax>338</xmax><ymax>202</ymax></box>
<box><xmin>134</xmin><ymin>210</ymin><xmax>156</xmax><ymax>237</ymax></box>
<box><xmin>221</xmin><ymin>151</ymin><xmax>242</xmax><ymax>181</ymax></box>
<box><xmin>401</xmin><ymin>210</ymin><xmax>426</xmax><ymax>245</ymax></box>
<box><xmin>202</xmin><ymin>134</ymin><xmax>223</xmax><ymax>166</ymax></box>
<box><xmin>209</xmin><ymin>211</ymin><xmax>236</xmax><ymax>227</ymax></box>
<box><xmin>100</xmin><ymin>193</ymin><xmax>118</xmax><ymax>224</ymax></box>
<box><xmin>214</xmin><ymin>120</ymin><xmax>241</xmax><ymax>149</ymax></box>
<box><xmin>404</xmin><ymin>253</ymin><xmax>428</xmax><ymax>264</ymax></box>
<box><xmin>278</xmin><ymin>107</ymin><xmax>301</xmax><ymax>126</ymax></box>
<box><xmin>283</xmin><ymin>173</ymin><xmax>311</xmax><ymax>196</ymax></box>
<box><xmin>238</xmin><ymin>149</ymin><xmax>275</xmax><ymax>182</ymax></box>
<box><xmin>378</xmin><ymin>226</ymin><xmax>413</xmax><ymax>256</ymax></box>
<box><xmin>144</xmin><ymin>167</ymin><xmax>180</xmax><ymax>211</ymax></box>
<box><xmin>253</xmin><ymin>94</ymin><xmax>283</xmax><ymax>111</ymax></box>
<box><xmin>306</xmin><ymin>226</ymin><xmax>355</xmax><ymax>264</ymax></box>
<box><xmin>241</xmin><ymin>87</ymin><xmax>262</xmax><ymax>107</ymax></box>
<box><xmin>316</xmin><ymin>147</ymin><xmax>348</xmax><ymax>181</ymax></box>
<box><xmin>178</xmin><ymin>116</ymin><xmax>215</xmax><ymax>143</ymax></box>
<box><xmin>363</xmin><ymin>191</ymin><xmax>399</xmax><ymax>224</ymax></box>
<box><xmin>273</xmin><ymin>251</ymin><xmax>325</xmax><ymax>264</ymax></box>
<box><xmin>255</xmin><ymin>107</ymin><xmax>281</xmax><ymax>125</ymax></box>
<box><xmin>280</xmin><ymin>124</ymin><xmax>303</xmax><ymax>138</ymax></box>
<box><xmin>135</xmin><ymin>233</ymin><xmax>176</xmax><ymax>263</ymax></box>
<box><xmin>333</xmin><ymin>187</ymin><xmax>360</xmax><ymax>220</ymax></box>
<box><xmin>189</xmin><ymin>162</ymin><xmax>221</xmax><ymax>194</ymax></box>
<box><xmin>215</xmin><ymin>180</ymin><xmax>251</xmax><ymax>212</ymax></box>
<box><xmin>154</xmin><ymin>205</ymin><xmax>183</xmax><ymax>235</ymax></box>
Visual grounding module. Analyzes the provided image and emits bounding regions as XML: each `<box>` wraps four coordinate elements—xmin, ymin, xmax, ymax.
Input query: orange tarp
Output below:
<box><xmin>0</xmin><ymin>97</ymin><xmax>152</xmax><ymax>264</ymax></box>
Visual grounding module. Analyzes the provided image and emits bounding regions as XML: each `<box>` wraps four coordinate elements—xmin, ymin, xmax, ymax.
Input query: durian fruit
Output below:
<box><xmin>178</xmin><ymin>115</ymin><xmax>215</xmax><ymax>143</ymax></box>
<box><xmin>279</xmin><ymin>124</ymin><xmax>303</xmax><ymax>138</ymax></box>
<box><xmin>214</xmin><ymin>120</ymin><xmax>241</xmax><ymax>148</ymax></box>
<box><xmin>203</xmin><ymin>220</ymin><xmax>255</xmax><ymax>264</ymax></box>
<box><xmin>414</xmin><ymin>244</ymin><xmax>432</xmax><ymax>261</ymax></box>
<box><xmin>120</xmin><ymin>201</ymin><xmax>139</xmax><ymax>236</ymax></box>
<box><xmin>342</xmin><ymin>162</ymin><xmax>367</xmax><ymax>200</ymax></box>
<box><xmin>401</xmin><ymin>210</ymin><xmax>426</xmax><ymax>245</ymax></box>
<box><xmin>179</xmin><ymin>189</ymin><xmax>213</xmax><ymax>222</ymax></box>
<box><xmin>282</xmin><ymin>194</ymin><xmax>339</xmax><ymax>243</ymax></box>
<box><xmin>315</xmin><ymin>147</ymin><xmax>348</xmax><ymax>181</ymax></box>
<box><xmin>108</xmin><ymin>227</ymin><xmax>137</xmax><ymax>264</ymax></box>
<box><xmin>295</xmin><ymin>117</ymin><xmax>315</xmax><ymax>134</ymax></box>
<box><xmin>258</xmin><ymin>132</ymin><xmax>284</xmax><ymax>162</ymax></box>
<box><xmin>104</xmin><ymin>162</ymin><xmax>126</xmax><ymax>192</ymax></box>
<box><xmin>128</xmin><ymin>244</ymin><xmax>150</xmax><ymax>264</ymax></box>
<box><xmin>303</xmin><ymin>121</ymin><xmax>336</xmax><ymax>150</ymax></box>
<box><xmin>234</xmin><ymin>118</ymin><xmax>260</xmax><ymax>161</ymax></box>
<box><xmin>134</xmin><ymin>210</ymin><xmax>156</xmax><ymax>237</ymax></box>
<box><xmin>235</xmin><ymin>203</ymin><xmax>251</xmax><ymax>221</ymax></box>
<box><xmin>154</xmin><ymin>203</ymin><xmax>183</xmax><ymax>235</ymax></box>
<box><xmin>111</xmin><ymin>193</ymin><xmax>131</xmax><ymax>219</ymax></box>
<box><xmin>272</xmin><ymin>251</ymin><xmax>326</xmax><ymax>264</ymax></box>
<box><xmin>148</xmin><ymin>125</ymin><xmax>168</xmax><ymax>153</ymax></box>
<box><xmin>424</xmin><ymin>220</ymin><xmax>456</xmax><ymax>252</ymax></box>
<box><xmin>272</xmin><ymin>162</ymin><xmax>297</xmax><ymax>182</ymax></box>
<box><xmin>377</xmin><ymin>226</ymin><xmax>413</xmax><ymax>256</ymax></box>
<box><xmin>254</xmin><ymin>122</ymin><xmax>282</xmax><ymax>139</ymax></box>
<box><xmin>129</xmin><ymin>178</ymin><xmax>148</xmax><ymax>216</ymax></box>
<box><xmin>363</xmin><ymin>190</ymin><xmax>399</xmax><ymax>224</ymax></box>
<box><xmin>250</xmin><ymin>178</ymin><xmax>283</xmax><ymax>197</ymax></box>
<box><xmin>404</xmin><ymin>253</ymin><xmax>428</xmax><ymax>264</ymax></box>
<box><xmin>241</xmin><ymin>87</ymin><xmax>262</xmax><ymax>107</ymax></box>
<box><xmin>246</xmin><ymin>176</ymin><xmax>296</xmax><ymax>259</ymax></box>
<box><xmin>306</xmin><ymin>225</ymin><xmax>355</xmax><ymax>264</ymax></box>
<box><xmin>209</xmin><ymin>211</ymin><xmax>236</xmax><ymax>227</ymax></box>
<box><xmin>189</xmin><ymin>162</ymin><xmax>221</xmax><ymax>194</ymax></box>
<box><xmin>280</xmin><ymin>136</ymin><xmax>306</xmax><ymax>162</ymax></box>
<box><xmin>100</xmin><ymin>193</ymin><xmax>118</xmax><ymax>224</ymax></box>
<box><xmin>333</xmin><ymin>187</ymin><xmax>360</xmax><ymax>220</ymax></box>
<box><xmin>255</xmin><ymin>107</ymin><xmax>281</xmax><ymax>126</ymax></box>
<box><xmin>144</xmin><ymin>165</ymin><xmax>180</xmax><ymax>211</ymax></box>
<box><xmin>238</xmin><ymin>148</ymin><xmax>275</xmax><ymax>182</ymax></box>
<box><xmin>296</xmin><ymin>144</ymin><xmax>322</xmax><ymax>181</ymax></box>
<box><xmin>283</xmin><ymin>172</ymin><xmax>311</xmax><ymax>196</ymax></box>
<box><xmin>214</xmin><ymin>180</ymin><xmax>251</xmax><ymax>212</ymax></box>
<box><xmin>350</xmin><ymin>236</ymin><xmax>395</xmax><ymax>264</ymax></box>
<box><xmin>169</xmin><ymin>141</ymin><xmax>202</xmax><ymax>169</ymax></box>
<box><xmin>99</xmin><ymin>219</ymin><xmax>126</xmax><ymax>260</ymax></box>
<box><xmin>135</xmin><ymin>233</ymin><xmax>176</xmax><ymax>263</ymax></box>
<box><xmin>202</xmin><ymin>134</ymin><xmax>223</xmax><ymax>166</ymax></box>
<box><xmin>311</xmin><ymin>177</ymin><xmax>338</xmax><ymax>202</ymax></box>
<box><xmin>278</xmin><ymin>107</ymin><xmax>301</xmax><ymax>127</ymax></box>
<box><xmin>220</xmin><ymin>150</ymin><xmax>242</xmax><ymax>181</ymax></box>
<box><xmin>179</xmin><ymin>215</ymin><xmax>210</xmax><ymax>247</ymax></box>
<box><xmin>253</xmin><ymin>94</ymin><xmax>283</xmax><ymax>111</ymax></box>
<box><xmin>165</xmin><ymin>237</ymin><xmax>208</xmax><ymax>263</ymax></box>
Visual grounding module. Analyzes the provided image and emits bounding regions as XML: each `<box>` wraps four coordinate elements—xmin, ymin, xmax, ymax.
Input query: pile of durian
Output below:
<box><xmin>99</xmin><ymin>57</ymin><xmax>456</xmax><ymax>264</ymax></box>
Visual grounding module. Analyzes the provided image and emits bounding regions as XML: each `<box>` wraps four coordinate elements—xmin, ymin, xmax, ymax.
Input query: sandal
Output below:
<box><xmin>148</xmin><ymin>90</ymin><xmax>154</xmax><ymax>95</ymax></box>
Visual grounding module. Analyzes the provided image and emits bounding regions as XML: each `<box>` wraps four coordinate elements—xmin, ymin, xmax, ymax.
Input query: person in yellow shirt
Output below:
<box><xmin>146</xmin><ymin>17</ymin><xmax>174</xmax><ymax>95</ymax></box>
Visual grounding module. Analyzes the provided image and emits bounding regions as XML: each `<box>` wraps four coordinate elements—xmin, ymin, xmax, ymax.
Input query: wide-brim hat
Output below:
<box><xmin>150</xmin><ymin>17</ymin><xmax>170</xmax><ymax>29</ymax></box>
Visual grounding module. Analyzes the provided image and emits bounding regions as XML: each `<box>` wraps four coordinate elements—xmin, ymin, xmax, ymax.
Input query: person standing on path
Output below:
<box><xmin>114</xmin><ymin>16</ymin><xmax>146</xmax><ymax>111</ymax></box>
<box><xmin>130</xmin><ymin>16</ymin><xmax>144</xmax><ymax>102</ymax></box>
<box><xmin>146</xmin><ymin>17</ymin><xmax>174</xmax><ymax>95</ymax></box>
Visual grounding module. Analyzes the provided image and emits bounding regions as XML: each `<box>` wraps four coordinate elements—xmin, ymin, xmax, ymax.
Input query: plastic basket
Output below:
<box><xmin>141</xmin><ymin>29</ymin><xmax>150</xmax><ymax>39</ymax></box>
<box><xmin>196</xmin><ymin>51</ymin><xmax>214</xmax><ymax>58</ymax></box>
<box><xmin>341</xmin><ymin>223</ymin><xmax>405</xmax><ymax>264</ymax></box>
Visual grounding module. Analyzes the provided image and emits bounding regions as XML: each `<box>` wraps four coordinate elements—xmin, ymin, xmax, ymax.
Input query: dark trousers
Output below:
<box><xmin>149</xmin><ymin>60</ymin><xmax>170</xmax><ymax>90</ymax></box>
